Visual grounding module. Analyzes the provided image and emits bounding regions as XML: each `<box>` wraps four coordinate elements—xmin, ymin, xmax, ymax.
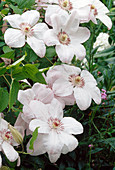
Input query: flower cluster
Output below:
<box><xmin>3</xmin><ymin>0</ymin><xmax>112</xmax><ymax>165</ymax></box>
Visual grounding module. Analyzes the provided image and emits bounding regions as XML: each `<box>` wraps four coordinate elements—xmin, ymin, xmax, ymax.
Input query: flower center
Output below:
<box><xmin>48</xmin><ymin>117</ymin><xmax>64</xmax><ymax>132</ymax></box>
<box><xmin>91</xmin><ymin>5</ymin><xmax>98</xmax><ymax>16</ymax></box>
<box><xmin>0</xmin><ymin>129</ymin><xmax>13</xmax><ymax>144</ymax></box>
<box><xmin>69</xmin><ymin>75</ymin><xmax>85</xmax><ymax>88</ymax></box>
<box><xmin>20</xmin><ymin>23</ymin><xmax>33</xmax><ymax>36</ymax></box>
<box><xmin>58</xmin><ymin>0</ymin><xmax>73</xmax><ymax>11</ymax></box>
<box><xmin>58</xmin><ymin>31</ymin><xmax>70</xmax><ymax>45</ymax></box>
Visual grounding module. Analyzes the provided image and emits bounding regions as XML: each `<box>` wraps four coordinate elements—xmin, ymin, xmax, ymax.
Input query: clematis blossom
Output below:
<box><xmin>46</xmin><ymin>64</ymin><xmax>101</xmax><ymax>110</ymax></box>
<box><xmin>27</xmin><ymin>99</ymin><xmax>83</xmax><ymax>163</ymax></box>
<box><xmin>0</xmin><ymin>115</ymin><xmax>20</xmax><ymax>167</ymax></box>
<box><xmin>44</xmin><ymin>11</ymin><xmax>90</xmax><ymax>63</ymax></box>
<box><xmin>4</xmin><ymin>10</ymin><xmax>48</xmax><ymax>57</ymax></box>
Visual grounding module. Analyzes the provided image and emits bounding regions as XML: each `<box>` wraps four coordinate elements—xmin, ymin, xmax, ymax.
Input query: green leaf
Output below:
<box><xmin>9</xmin><ymin>79</ymin><xmax>19</xmax><ymax>110</ymax></box>
<box><xmin>3</xmin><ymin>46</ymin><xmax>14</xmax><ymax>53</ymax></box>
<box><xmin>1</xmin><ymin>8</ymin><xmax>9</xmax><ymax>15</ymax></box>
<box><xmin>10</xmin><ymin>4</ymin><xmax>22</xmax><ymax>14</ymax></box>
<box><xmin>23</xmin><ymin>64</ymin><xmax>46</xmax><ymax>84</ymax></box>
<box><xmin>12</xmin><ymin>67</ymin><xmax>27</xmax><ymax>80</ymax></box>
<box><xmin>91</xmin><ymin>148</ymin><xmax>103</xmax><ymax>154</ymax></box>
<box><xmin>29</xmin><ymin>127</ymin><xmax>39</xmax><ymax>151</ymax></box>
<box><xmin>0</xmin><ymin>88</ymin><xmax>9</xmax><ymax>112</ymax></box>
<box><xmin>0</xmin><ymin>51</ymin><xmax>15</xmax><ymax>59</ymax></box>
<box><xmin>0</xmin><ymin>66</ymin><xmax>7</xmax><ymax>76</ymax></box>
<box><xmin>0</xmin><ymin>42</ymin><xmax>5</xmax><ymax>47</ymax></box>
<box><xmin>65</xmin><ymin>168</ymin><xmax>76</xmax><ymax>170</ymax></box>
<box><xmin>15</xmin><ymin>0</ymin><xmax>35</xmax><ymax>8</ymax></box>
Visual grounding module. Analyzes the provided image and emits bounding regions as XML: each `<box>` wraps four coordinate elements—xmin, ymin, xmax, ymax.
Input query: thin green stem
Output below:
<box><xmin>44</xmin><ymin>56</ymin><xmax>54</xmax><ymax>65</ymax></box>
<box><xmin>2</xmin><ymin>75</ymin><xmax>10</xmax><ymax>86</ymax></box>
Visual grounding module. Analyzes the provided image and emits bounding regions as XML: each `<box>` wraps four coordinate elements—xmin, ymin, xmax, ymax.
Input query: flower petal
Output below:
<box><xmin>44</xmin><ymin>130</ymin><xmax>63</xmax><ymax>163</ymax></box>
<box><xmin>2</xmin><ymin>141</ymin><xmax>19</xmax><ymax>162</ymax></box>
<box><xmin>59</xmin><ymin>132</ymin><xmax>78</xmax><ymax>154</ymax></box>
<box><xmin>18</xmin><ymin>89</ymin><xmax>35</xmax><ymax>105</ymax></box>
<box><xmin>62</xmin><ymin>117</ymin><xmax>83</xmax><ymax>135</ymax></box>
<box><xmin>56</xmin><ymin>44</ymin><xmax>74</xmax><ymax>63</ymax></box>
<box><xmin>73</xmin><ymin>44</ymin><xmax>86</xmax><ymax>60</ymax></box>
<box><xmin>44</xmin><ymin>29</ymin><xmax>60</xmax><ymax>46</ymax></box>
<box><xmin>88</xmin><ymin>86</ymin><xmax>101</xmax><ymax>104</ymax></box>
<box><xmin>21</xmin><ymin>10</ymin><xmax>40</xmax><ymax>27</ymax></box>
<box><xmin>4</xmin><ymin>14</ymin><xmax>22</xmax><ymax>29</ymax></box>
<box><xmin>32</xmin><ymin>23</ymin><xmax>48</xmax><ymax>40</ymax></box>
<box><xmin>81</xmin><ymin>70</ymin><xmax>97</xmax><ymax>85</ymax></box>
<box><xmin>53</xmin><ymin>78</ymin><xmax>73</xmax><ymax>97</ymax></box>
<box><xmin>27</xmin><ymin>36</ymin><xmax>46</xmax><ymax>58</ymax></box>
<box><xmin>27</xmin><ymin>134</ymin><xmax>46</xmax><ymax>155</ymax></box>
<box><xmin>4</xmin><ymin>28</ymin><xmax>25</xmax><ymax>48</ymax></box>
<box><xmin>0</xmin><ymin>154</ymin><xmax>2</xmax><ymax>168</ymax></box>
<box><xmin>29</xmin><ymin>119</ymin><xmax>50</xmax><ymax>133</ymax></box>
<box><xmin>74</xmin><ymin>87</ymin><xmax>91</xmax><ymax>110</ymax></box>
<box><xmin>97</xmin><ymin>14</ymin><xmax>112</xmax><ymax>30</ymax></box>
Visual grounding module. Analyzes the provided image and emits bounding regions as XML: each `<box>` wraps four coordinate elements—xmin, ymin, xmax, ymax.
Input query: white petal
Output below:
<box><xmin>0</xmin><ymin>119</ymin><xmax>8</xmax><ymax>131</ymax></box>
<box><xmin>27</xmin><ymin>134</ymin><xmax>46</xmax><ymax>155</ymax></box>
<box><xmin>88</xmin><ymin>86</ymin><xmax>101</xmax><ymax>104</ymax></box>
<box><xmin>0</xmin><ymin>155</ymin><xmax>2</xmax><ymax>168</ymax></box>
<box><xmin>29</xmin><ymin>100</ymin><xmax>49</xmax><ymax>121</ymax></box>
<box><xmin>97</xmin><ymin>14</ymin><xmax>112</xmax><ymax>30</ymax></box>
<box><xmin>44</xmin><ymin>29</ymin><xmax>60</xmax><ymax>46</ymax></box>
<box><xmin>27</xmin><ymin>36</ymin><xmax>46</xmax><ymax>58</ymax></box>
<box><xmin>29</xmin><ymin>119</ymin><xmax>50</xmax><ymax>133</ymax></box>
<box><xmin>53</xmin><ymin>78</ymin><xmax>73</xmax><ymax>96</ymax></box>
<box><xmin>62</xmin><ymin>117</ymin><xmax>83</xmax><ymax>135</ymax></box>
<box><xmin>32</xmin><ymin>83</ymin><xmax>54</xmax><ymax>104</ymax></box>
<box><xmin>32</xmin><ymin>23</ymin><xmax>48</xmax><ymax>40</ymax></box>
<box><xmin>73</xmin><ymin>44</ymin><xmax>86</xmax><ymax>60</ymax></box>
<box><xmin>70</xmin><ymin>27</ymin><xmax>90</xmax><ymax>44</ymax></box>
<box><xmin>4</xmin><ymin>14</ymin><xmax>22</xmax><ymax>29</ymax></box>
<box><xmin>2</xmin><ymin>141</ymin><xmax>19</xmax><ymax>162</ymax></box>
<box><xmin>62</xmin><ymin>64</ymin><xmax>81</xmax><ymax>76</ymax></box>
<box><xmin>74</xmin><ymin>87</ymin><xmax>91</xmax><ymax>110</ymax></box>
<box><xmin>21</xmin><ymin>10</ymin><xmax>40</xmax><ymax>27</ymax></box>
<box><xmin>44</xmin><ymin>130</ymin><xmax>63</xmax><ymax>163</ymax></box>
<box><xmin>81</xmin><ymin>70</ymin><xmax>97</xmax><ymax>85</ymax></box>
<box><xmin>4</xmin><ymin>28</ymin><xmax>25</xmax><ymax>48</ymax></box>
<box><xmin>56</xmin><ymin>44</ymin><xmax>75</xmax><ymax>63</ymax></box>
<box><xmin>18</xmin><ymin>89</ymin><xmax>35</xmax><ymax>105</ymax></box>
<box><xmin>49</xmin><ymin>98</ymin><xmax>63</xmax><ymax>119</ymax></box>
<box><xmin>77</xmin><ymin>5</ymin><xmax>91</xmax><ymax>23</ymax></box>
<box><xmin>59</xmin><ymin>132</ymin><xmax>78</xmax><ymax>154</ymax></box>
<box><xmin>23</xmin><ymin>105</ymin><xmax>36</xmax><ymax>121</ymax></box>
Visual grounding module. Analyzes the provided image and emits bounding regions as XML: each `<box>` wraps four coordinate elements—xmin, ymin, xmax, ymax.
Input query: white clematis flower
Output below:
<box><xmin>46</xmin><ymin>64</ymin><xmax>101</xmax><ymax>110</ymax></box>
<box><xmin>44</xmin><ymin>11</ymin><xmax>90</xmax><ymax>63</ymax></box>
<box><xmin>27</xmin><ymin>99</ymin><xmax>83</xmax><ymax>163</ymax></box>
<box><xmin>4</xmin><ymin>10</ymin><xmax>48</xmax><ymax>57</ymax></box>
<box><xmin>0</xmin><ymin>115</ymin><xmax>20</xmax><ymax>167</ymax></box>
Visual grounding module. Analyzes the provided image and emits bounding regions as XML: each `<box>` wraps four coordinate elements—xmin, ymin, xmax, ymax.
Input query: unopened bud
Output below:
<box><xmin>8</xmin><ymin>124</ymin><xmax>23</xmax><ymax>144</ymax></box>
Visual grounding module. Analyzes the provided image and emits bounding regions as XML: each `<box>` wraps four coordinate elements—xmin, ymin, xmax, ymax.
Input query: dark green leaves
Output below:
<box><xmin>0</xmin><ymin>88</ymin><xmax>9</xmax><ymax>112</ymax></box>
<box><xmin>9</xmin><ymin>78</ymin><xmax>19</xmax><ymax>110</ymax></box>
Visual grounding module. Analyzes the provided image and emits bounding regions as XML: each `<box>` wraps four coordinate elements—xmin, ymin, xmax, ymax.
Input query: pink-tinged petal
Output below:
<box><xmin>18</xmin><ymin>89</ymin><xmax>35</xmax><ymax>105</ymax></box>
<box><xmin>44</xmin><ymin>130</ymin><xmax>63</xmax><ymax>163</ymax></box>
<box><xmin>70</xmin><ymin>27</ymin><xmax>90</xmax><ymax>44</ymax></box>
<box><xmin>88</xmin><ymin>86</ymin><xmax>101</xmax><ymax>104</ymax></box>
<box><xmin>0</xmin><ymin>119</ymin><xmax>8</xmax><ymax>131</ymax></box>
<box><xmin>62</xmin><ymin>117</ymin><xmax>83</xmax><ymax>135</ymax></box>
<box><xmin>59</xmin><ymin>132</ymin><xmax>78</xmax><ymax>154</ymax></box>
<box><xmin>64</xmin><ymin>10</ymin><xmax>79</xmax><ymax>34</ymax></box>
<box><xmin>29</xmin><ymin>100</ymin><xmax>49</xmax><ymax>121</ymax></box>
<box><xmin>53</xmin><ymin>78</ymin><xmax>73</xmax><ymax>97</ymax></box>
<box><xmin>74</xmin><ymin>87</ymin><xmax>91</xmax><ymax>110</ymax></box>
<box><xmin>61</xmin><ymin>94</ymin><xmax>75</xmax><ymax>106</ymax></box>
<box><xmin>27</xmin><ymin>134</ymin><xmax>46</xmax><ymax>155</ymax></box>
<box><xmin>45</xmin><ymin>5</ymin><xmax>63</xmax><ymax>26</ymax></box>
<box><xmin>27</xmin><ymin>36</ymin><xmax>46</xmax><ymax>58</ymax></box>
<box><xmin>32</xmin><ymin>83</ymin><xmax>54</xmax><ymax>104</ymax></box>
<box><xmin>29</xmin><ymin>119</ymin><xmax>50</xmax><ymax>133</ymax></box>
<box><xmin>44</xmin><ymin>29</ymin><xmax>60</xmax><ymax>46</ymax></box>
<box><xmin>73</xmin><ymin>44</ymin><xmax>86</xmax><ymax>60</ymax></box>
<box><xmin>32</xmin><ymin>23</ymin><xmax>48</xmax><ymax>40</ymax></box>
<box><xmin>50</xmin><ymin>12</ymin><xmax>68</xmax><ymax>32</ymax></box>
<box><xmin>2</xmin><ymin>141</ymin><xmax>19</xmax><ymax>162</ymax></box>
<box><xmin>4</xmin><ymin>28</ymin><xmax>25</xmax><ymax>48</ymax></box>
<box><xmin>77</xmin><ymin>5</ymin><xmax>91</xmax><ymax>23</ymax></box>
<box><xmin>23</xmin><ymin>105</ymin><xmax>35</xmax><ymax>122</ymax></box>
<box><xmin>81</xmin><ymin>70</ymin><xmax>97</xmax><ymax>85</ymax></box>
<box><xmin>21</xmin><ymin>10</ymin><xmax>40</xmax><ymax>27</ymax></box>
<box><xmin>3</xmin><ymin>14</ymin><xmax>22</xmax><ymax>29</ymax></box>
<box><xmin>0</xmin><ymin>155</ymin><xmax>2</xmax><ymax>168</ymax></box>
<box><xmin>49</xmin><ymin>98</ymin><xmax>63</xmax><ymax>119</ymax></box>
<box><xmin>90</xmin><ymin>12</ymin><xmax>97</xmax><ymax>24</ymax></box>
<box><xmin>56</xmin><ymin>44</ymin><xmax>74</xmax><ymax>63</ymax></box>
<box><xmin>62</xmin><ymin>64</ymin><xmax>81</xmax><ymax>76</ymax></box>
<box><xmin>97</xmin><ymin>15</ymin><xmax>112</xmax><ymax>30</ymax></box>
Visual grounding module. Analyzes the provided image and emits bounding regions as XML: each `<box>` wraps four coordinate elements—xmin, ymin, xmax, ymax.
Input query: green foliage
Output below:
<box><xmin>0</xmin><ymin>88</ymin><xmax>9</xmax><ymax>112</ymax></box>
<box><xmin>29</xmin><ymin>127</ymin><xmax>39</xmax><ymax>151</ymax></box>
